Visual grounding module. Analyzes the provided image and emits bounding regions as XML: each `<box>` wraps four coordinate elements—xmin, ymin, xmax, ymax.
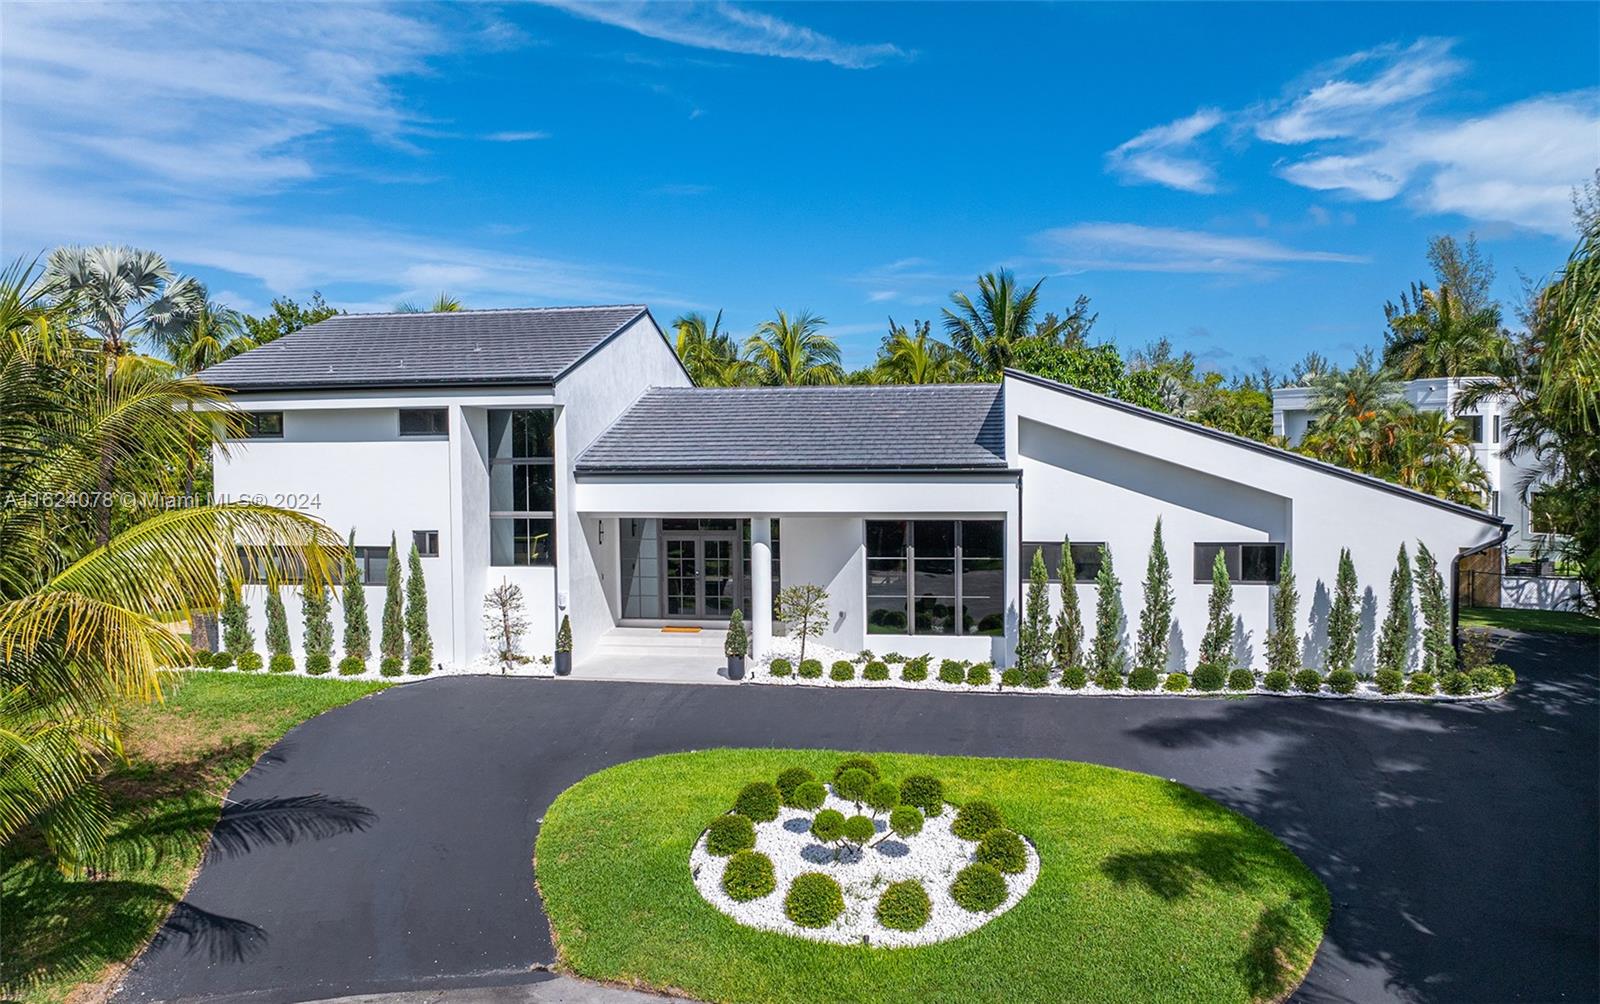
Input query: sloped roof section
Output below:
<box><xmin>576</xmin><ymin>384</ymin><xmax>1008</xmax><ymax>474</ymax></box>
<box><xmin>198</xmin><ymin>305</ymin><xmax>649</xmax><ymax>390</ymax></box>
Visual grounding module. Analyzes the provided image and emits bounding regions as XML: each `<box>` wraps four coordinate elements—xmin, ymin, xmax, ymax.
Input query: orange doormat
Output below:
<box><xmin>660</xmin><ymin>626</ymin><xmax>703</xmax><ymax>633</ymax></box>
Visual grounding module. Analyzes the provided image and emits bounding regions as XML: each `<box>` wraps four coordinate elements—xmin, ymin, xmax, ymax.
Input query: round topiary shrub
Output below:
<box><xmin>842</xmin><ymin>814</ymin><xmax>875</xmax><ymax>846</ymax></box>
<box><xmin>408</xmin><ymin>655</ymin><xmax>432</xmax><ymax>676</ymax></box>
<box><xmin>810</xmin><ymin>808</ymin><xmax>845</xmax><ymax>843</ymax></box>
<box><xmin>888</xmin><ymin>804</ymin><xmax>924</xmax><ymax>839</ymax></box>
<box><xmin>1469</xmin><ymin>667</ymin><xmax>1500</xmax><ymax>693</ymax></box>
<box><xmin>863</xmin><ymin>661</ymin><xmax>889</xmax><ymax>681</ymax></box>
<box><xmin>1492</xmin><ymin>664</ymin><xmax>1516</xmax><ymax>690</ymax></box>
<box><xmin>901</xmin><ymin>657</ymin><xmax>929</xmax><ymax>682</ymax></box>
<box><xmin>1327</xmin><ymin>669</ymin><xmax>1358</xmax><ymax>694</ymax></box>
<box><xmin>834</xmin><ymin>767</ymin><xmax>873</xmax><ymax>804</ymax></box>
<box><xmin>864</xmin><ymin>780</ymin><xmax>899</xmax><ymax>816</ymax></box>
<box><xmin>1163</xmin><ymin>672</ymin><xmax>1190</xmax><ymax>692</ymax></box>
<box><xmin>1374</xmin><ymin>668</ymin><xmax>1404</xmax><ymax>694</ymax></box>
<box><xmin>950</xmin><ymin>862</ymin><xmax>1007</xmax><ymax>913</ymax></box>
<box><xmin>1193</xmin><ymin>663</ymin><xmax>1227</xmax><ymax>692</ymax></box>
<box><xmin>305</xmin><ymin>653</ymin><xmax>332</xmax><ymax>676</ymax></box>
<box><xmin>798</xmin><ymin>659</ymin><xmax>823</xmax><ymax>679</ymax></box>
<box><xmin>834</xmin><ymin>756</ymin><xmax>881</xmax><ymax>781</ymax></box>
<box><xmin>1000</xmin><ymin>667</ymin><xmax>1024</xmax><ymax>688</ymax></box>
<box><xmin>1262</xmin><ymin>669</ymin><xmax>1291</xmax><ymax>693</ymax></box>
<box><xmin>784</xmin><ymin>872</ymin><xmax>845</xmax><ymax>928</ymax></box>
<box><xmin>966</xmin><ymin>663</ymin><xmax>992</xmax><ymax>686</ymax></box>
<box><xmin>876</xmin><ymin>879</ymin><xmax>931</xmax><ymax>931</ymax></box>
<box><xmin>1127</xmin><ymin>666</ymin><xmax>1159</xmax><ymax>691</ymax></box>
<box><xmin>1093</xmin><ymin>668</ymin><xmax>1123</xmax><ymax>691</ymax></box>
<box><xmin>1292</xmin><ymin>669</ymin><xmax>1323</xmax><ymax>693</ymax></box>
<box><xmin>1024</xmin><ymin>667</ymin><xmax>1050</xmax><ymax>689</ymax></box>
<box><xmin>379</xmin><ymin>656</ymin><xmax>403</xmax><ymax>677</ymax></box>
<box><xmin>976</xmin><ymin>828</ymin><xmax>1027</xmax><ymax>874</ymax></box>
<box><xmin>899</xmin><ymin>774</ymin><xmax>943</xmax><ymax>816</ymax></box>
<box><xmin>705</xmin><ymin>813</ymin><xmax>756</xmax><ymax>856</ymax></box>
<box><xmin>791</xmin><ymin>780</ymin><xmax>827</xmax><ymax>811</ymax></box>
<box><xmin>212</xmin><ymin>651</ymin><xmax>236</xmax><ymax>670</ymax></box>
<box><xmin>338</xmin><ymin>655</ymin><xmax>365</xmax><ymax>676</ymax></box>
<box><xmin>952</xmin><ymin>799</ymin><xmax>1004</xmax><ymax>840</ymax></box>
<box><xmin>237</xmin><ymin>651</ymin><xmax>263</xmax><ymax>673</ymax></box>
<box><xmin>1441</xmin><ymin>671</ymin><xmax>1473</xmax><ymax>696</ymax></box>
<box><xmin>721</xmin><ymin>850</ymin><xmax>775</xmax><ymax>902</ymax></box>
<box><xmin>1407</xmin><ymin>672</ymin><xmax>1437</xmax><ymax>695</ymax></box>
<box><xmin>776</xmin><ymin>766</ymin><xmax>816</xmax><ymax>804</ymax></box>
<box><xmin>769</xmin><ymin>658</ymin><xmax>793</xmax><ymax>677</ymax></box>
<box><xmin>269</xmin><ymin>653</ymin><xmax>294</xmax><ymax>674</ymax></box>
<box><xmin>1060</xmin><ymin>666</ymin><xmax>1087</xmax><ymax>689</ymax></box>
<box><xmin>830</xmin><ymin>660</ymin><xmax>855</xmax><ymax>681</ymax></box>
<box><xmin>1227</xmin><ymin>668</ymin><xmax>1256</xmax><ymax>691</ymax></box>
<box><xmin>734</xmin><ymin>781</ymin><xmax>781</xmax><ymax>822</ymax></box>
<box><xmin>937</xmin><ymin>659</ymin><xmax>965</xmax><ymax>684</ymax></box>
<box><xmin>191</xmin><ymin>650</ymin><xmax>214</xmax><ymax>668</ymax></box>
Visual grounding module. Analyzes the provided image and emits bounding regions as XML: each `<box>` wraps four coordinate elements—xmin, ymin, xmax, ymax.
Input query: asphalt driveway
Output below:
<box><xmin>118</xmin><ymin>630</ymin><xmax>1598</xmax><ymax>1004</ymax></box>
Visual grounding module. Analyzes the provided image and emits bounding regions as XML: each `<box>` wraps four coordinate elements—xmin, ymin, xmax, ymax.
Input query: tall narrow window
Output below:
<box><xmin>489</xmin><ymin>410</ymin><xmax>556</xmax><ymax>565</ymax></box>
<box><xmin>1492</xmin><ymin>415</ymin><xmax>1501</xmax><ymax>444</ymax></box>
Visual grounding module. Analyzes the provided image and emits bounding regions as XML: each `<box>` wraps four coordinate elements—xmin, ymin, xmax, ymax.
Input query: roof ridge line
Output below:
<box><xmin>331</xmin><ymin>304</ymin><xmax>648</xmax><ymax>319</ymax></box>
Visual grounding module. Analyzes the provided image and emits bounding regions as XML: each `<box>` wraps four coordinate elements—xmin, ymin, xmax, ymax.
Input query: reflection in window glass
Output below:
<box><xmin>491</xmin><ymin>518</ymin><xmax>555</xmax><ymax>566</ymax></box>
<box><xmin>864</xmin><ymin>519</ymin><xmax>1005</xmax><ymax>636</ymax></box>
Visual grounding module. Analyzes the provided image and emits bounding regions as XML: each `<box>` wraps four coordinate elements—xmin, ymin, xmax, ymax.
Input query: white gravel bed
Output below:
<box><xmin>172</xmin><ymin>655</ymin><xmax>555</xmax><ymax>682</ymax></box>
<box><xmin>689</xmin><ymin>792</ymin><xmax>1039</xmax><ymax>947</ymax></box>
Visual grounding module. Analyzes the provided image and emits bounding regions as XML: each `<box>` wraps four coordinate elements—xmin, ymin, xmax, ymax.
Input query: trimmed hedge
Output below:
<box><xmin>1441</xmin><ymin>671</ymin><xmax>1473</xmax><ymax>696</ymax></box>
<box><xmin>899</xmin><ymin>774</ymin><xmax>943</xmax><ymax>816</ymax></box>
<box><xmin>876</xmin><ymin>879</ymin><xmax>931</xmax><ymax>931</ymax></box>
<box><xmin>734</xmin><ymin>782</ymin><xmax>781</xmax><ymax>822</ymax></box>
<box><xmin>379</xmin><ymin>656</ymin><xmax>403</xmax><ymax>677</ymax></box>
<box><xmin>841</xmin><ymin>814</ymin><xmax>875</xmax><ymax>845</ymax></box>
<box><xmin>1227</xmin><ymin>668</ymin><xmax>1256</xmax><ymax>691</ymax></box>
<box><xmin>976</xmin><ymin>828</ymin><xmax>1027</xmax><ymax>874</ymax></box>
<box><xmin>1470</xmin><ymin>666</ymin><xmax>1504</xmax><ymax>692</ymax></box>
<box><xmin>830</xmin><ymin>660</ymin><xmax>855</xmax><ymax>681</ymax></box>
<box><xmin>950</xmin><ymin>862</ymin><xmax>1007</xmax><ymax>913</ymax></box>
<box><xmin>1262</xmin><ymin>669</ymin><xmax>1291</xmax><ymax>693</ymax></box>
<box><xmin>966</xmin><ymin>663</ymin><xmax>992</xmax><ymax>687</ymax></box>
<box><xmin>1375</xmin><ymin>668</ymin><xmax>1404</xmax><ymax>695</ymax></box>
<box><xmin>212</xmin><ymin>652</ymin><xmax>236</xmax><ymax>670</ymax></box>
<box><xmin>705</xmin><ymin>813</ymin><xmax>756</xmax><ymax>856</ymax></box>
<box><xmin>1093</xmin><ymin>669</ymin><xmax>1122</xmax><ymax>691</ymax></box>
<box><xmin>834</xmin><ymin>756</ymin><xmax>881</xmax><ymax>781</ymax></box>
<box><xmin>1407</xmin><ymin>672</ymin><xmax>1437</xmax><ymax>696</ymax></box>
<box><xmin>1193</xmin><ymin>663</ymin><xmax>1227</xmax><ymax>692</ymax></box>
<box><xmin>191</xmin><ymin>650</ymin><xmax>214</xmax><ymax>668</ymax></box>
<box><xmin>721</xmin><ymin>850</ymin><xmax>775</xmax><ymax>902</ymax></box>
<box><xmin>1326</xmin><ymin>669</ymin><xmax>1358</xmax><ymax>695</ymax></box>
<box><xmin>791</xmin><ymin>781</ymin><xmax>827</xmax><ymax>811</ymax></box>
<box><xmin>1060</xmin><ymin>666</ymin><xmax>1087</xmax><ymax>689</ymax></box>
<box><xmin>1163</xmin><ymin>672</ymin><xmax>1190</xmax><ymax>692</ymax></box>
<box><xmin>1023</xmin><ymin>666</ymin><xmax>1050</xmax><ymax>689</ymax></box>
<box><xmin>864</xmin><ymin>780</ymin><xmax>899</xmax><ymax>816</ymax></box>
<box><xmin>834</xmin><ymin>768</ymin><xmax>873</xmax><ymax>804</ymax></box>
<box><xmin>784</xmin><ymin>872</ymin><xmax>845</xmax><ymax>928</ymax></box>
<box><xmin>338</xmin><ymin>655</ymin><xmax>366</xmax><ymax>676</ymax></box>
<box><xmin>269</xmin><ymin>653</ymin><xmax>295</xmax><ymax>674</ymax></box>
<box><xmin>776</xmin><ymin>766</ymin><xmax>816</xmax><ymax>804</ymax></box>
<box><xmin>952</xmin><ymin>800</ymin><xmax>1004</xmax><ymax>840</ymax></box>
<box><xmin>1127</xmin><ymin>666</ymin><xmax>1159</xmax><ymax>691</ymax></box>
<box><xmin>863</xmin><ymin>661</ymin><xmax>889</xmax><ymax>681</ymax></box>
<box><xmin>1000</xmin><ymin>667</ymin><xmax>1024</xmax><ymax>688</ymax></box>
<box><xmin>408</xmin><ymin>655</ymin><xmax>433</xmax><ymax>676</ymax></box>
<box><xmin>901</xmin><ymin>657</ymin><xmax>929</xmax><ymax>682</ymax></box>
<box><xmin>769</xmin><ymin>658</ymin><xmax>793</xmax><ymax>677</ymax></box>
<box><xmin>237</xmin><ymin>651</ymin><xmax>263</xmax><ymax>673</ymax></box>
<box><xmin>810</xmin><ymin>808</ymin><xmax>845</xmax><ymax>843</ymax></box>
<box><xmin>306</xmin><ymin>653</ymin><xmax>332</xmax><ymax>676</ymax></box>
<box><xmin>798</xmin><ymin>659</ymin><xmax>823</xmax><ymax>679</ymax></box>
<box><xmin>888</xmin><ymin>804</ymin><xmax>924</xmax><ymax>839</ymax></box>
<box><xmin>1292</xmin><ymin>669</ymin><xmax>1323</xmax><ymax>694</ymax></box>
<box><xmin>937</xmin><ymin>660</ymin><xmax>965</xmax><ymax>685</ymax></box>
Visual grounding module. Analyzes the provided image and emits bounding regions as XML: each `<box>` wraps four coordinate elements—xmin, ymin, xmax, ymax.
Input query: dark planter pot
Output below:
<box><xmin>727</xmin><ymin>655</ymin><xmax>745</xmax><ymax>680</ymax></box>
<box><xmin>554</xmin><ymin>651</ymin><xmax>571</xmax><ymax>676</ymax></box>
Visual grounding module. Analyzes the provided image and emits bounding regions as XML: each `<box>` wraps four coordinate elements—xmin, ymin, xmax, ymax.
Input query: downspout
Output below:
<box><xmin>1451</xmin><ymin>521</ymin><xmax>1512</xmax><ymax>653</ymax></box>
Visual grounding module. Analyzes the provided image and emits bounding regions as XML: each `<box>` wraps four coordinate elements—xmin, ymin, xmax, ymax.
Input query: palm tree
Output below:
<box><xmin>873</xmin><ymin>318</ymin><xmax>966</xmax><ymax>384</ymax></box>
<box><xmin>160</xmin><ymin>299</ymin><xmax>255</xmax><ymax>375</ymax></box>
<box><xmin>672</xmin><ymin>310</ymin><xmax>755</xmax><ymax>386</ymax></box>
<box><xmin>942</xmin><ymin>270</ymin><xmax>1049</xmax><ymax>375</ymax></box>
<box><xmin>743</xmin><ymin>309</ymin><xmax>842</xmax><ymax>386</ymax></box>
<box><xmin>395</xmin><ymin>292</ymin><xmax>464</xmax><ymax>313</ymax></box>
<box><xmin>1309</xmin><ymin>355</ymin><xmax>1401</xmax><ymax>424</ymax></box>
<box><xmin>1382</xmin><ymin>282</ymin><xmax>1506</xmax><ymax>378</ymax></box>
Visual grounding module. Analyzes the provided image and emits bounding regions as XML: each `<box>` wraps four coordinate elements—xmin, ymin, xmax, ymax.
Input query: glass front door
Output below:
<box><xmin>662</xmin><ymin>532</ymin><xmax>740</xmax><ymax>618</ymax></box>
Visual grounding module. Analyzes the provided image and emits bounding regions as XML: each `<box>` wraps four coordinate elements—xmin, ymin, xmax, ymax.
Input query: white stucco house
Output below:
<box><xmin>200</xmin><ymin>305</ymin><xmax>1507</xmax><ymax>674</ymax></box>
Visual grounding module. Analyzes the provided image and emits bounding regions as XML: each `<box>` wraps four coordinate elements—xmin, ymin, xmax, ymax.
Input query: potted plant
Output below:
<box><xmin>554</xmin><ymin>614</ymin><xmax>572</xmax><ymax>676</ymax></box>
<box><xmin>725</xmin><ymin>608</ymin><xmax>748</xmax><ymax>680</ymax></box>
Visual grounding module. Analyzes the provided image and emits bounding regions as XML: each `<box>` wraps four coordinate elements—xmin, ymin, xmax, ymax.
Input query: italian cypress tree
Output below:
<box><xmin>1133</xmin><ymin>518</ymin><xmax>1173</xmax><ymax>682</ymax></box>
<box><xmin>1414</xmin><ymin>541</ymin><xmax>1454</xmax><ymax>675</ymax></box>
<box><xmin>1018</xmin><ymin>547</ymin><xmax>1051</xmax><ymax>669</ymax></box>
<box><xmin>303</xmin><ymin>578</ymin><xmax>334</xmax><ymax>659</ymax></box>
<box><xmin>220</xmin><ymin>577</ymin><xmax>253</xmax><ymax>656</ymax></box>
<box><xmin>1266</xmin><ymin>549</ymin><xmax>1300</xmax><ymax>674</ymax></box>
<box><xmin>406</xmin><ymin>542</ymin><xmax>433</xmax><ymax>674</ymax></box>
<box><xmin>379</xmin><ymin>532</ymin><xmax>405</xmax><ymax>674</ymax></box>
<box><xmin>341</xmin><ymin>528</ymin><xmax>370</xmax><ymax>663</ymax></box>
<box><xmin>1325</xmin><ymin>548</ymin><xmax>1359</xmax><ymax>673</ymax></box>
<box><xmin>264</xmin><ymin>582</ymin><xmax>291</xmax><ymax>659</ymax></box>
<box><xmin>1198</xmin><ymin>550</ymin><xmax>1234</xmax><ymax>667</ymax></box>
<box><xmin>1377</xmin><ymin>543</ymin><xmax>1415</xmax><ymax>674</ymax></box>
<box><xmin>1052</xmin><ymin>535</ymin><xmax>1084</xmax><ymax>669</ymax></box>
<box><xmin>1090</xmin><ymin>544</ymin><xmax>1125</xmax><ymax>680</ymax></box>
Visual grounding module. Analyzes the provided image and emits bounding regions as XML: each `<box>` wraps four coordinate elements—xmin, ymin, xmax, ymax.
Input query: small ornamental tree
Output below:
<box><xmin>220</xmin><ymin>577</ymin><xmax>253</xmax><ymax>656</ymax></box>
<box><xmin>556</xmin><ymin>614</ymin><xmax>572</xmax><ymax>653</ymax></box>
<box><xmin>725</xmin><ymin>608</ymin><xmax>748</xmax><ymax>658</ymax></box>
<box><xmin>775</xmin><ymin>583</ymin><xmax>829</xmax><ymax>666</ymax></box>
<box><xmin>380</xmin><ymin>532</ymin><xmax>405</xmax><ymax>667</ymax></box>
<box><xmin>1134</xmin><ymin>518</ymin><xmax>1174</xmax><ymax>676</ymax></box>
<box><xmin>341</xmin><ymin>528</ymin><xmax>370</xmax><ymax>663</ymax></box>
<box><xmin>1377</xmin><ymin>543</ymin><xmax>1414</xmax><ymax>674</ymax></box>
<box><xmin>1414</xmin><ymin>541</ymin><xmax>1455</xmax><ymax>675</ymax></box>
<box><xmin>1198</xmin><ymin>550</ymin><xmax>1234</xmax><ymax>667</ymax></box>
<box><xmin>264</xmin><ymin>582</ymin><xmax>291</xmax><ymax>661</ymax></box>
<box><xmin>302</xmin><ymin>578</ymin><xmax>334</xmax><ymax>663</ymax></box>
<box><xmin>1052</xmin><ymin>534</ymin><xmax>1084</xmax><ymax>669</ymax></box>
<box><xmin>484</xmin><ymin>579</ymin><xmax>530</xmax><ymax>674</ymax></box>
<box><xmin>405</xmin><ymin>542</ymin><xmax>432</xmax><ymax>674</ymax></box>
<box><xmin>1017</xmin><ymin>547</ymin><xmax>1051</xmax><ymax>669</ymax></box>
<box><xmin>1266</xmin><ymin>549</ymin><xmax>1300</xmax><ymax>675</ymax></box>
<box><xmin>1090</xmin><ymin>544</ymin><xmax>1125</xmax><ymax>677</ymax></box>
<box><xmin>1325</xmin><ymin>548</ymin><xmax>1359</xmax><ymax>673</ymax></box>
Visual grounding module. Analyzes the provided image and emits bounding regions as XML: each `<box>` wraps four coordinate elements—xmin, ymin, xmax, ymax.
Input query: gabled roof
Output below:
<box><xmin>1004</xmin><ymin>368</ymin><xmax>1506</xmax><ymax>526</ymax></box>
<box><xmin>198</xmin><ymin>305</ymin><xmax>651</xmax><ymax>391</ymax></box>
<box><xmin>576</xmin><ymin>384</ymin><xmax>1009</xmax><ymax>475</ymax></box>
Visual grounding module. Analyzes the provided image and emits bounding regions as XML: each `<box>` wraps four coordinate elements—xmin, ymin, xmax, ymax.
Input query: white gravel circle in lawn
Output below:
<box><xmin>689</xmin><ymin>793</ymin><xmax>1040</xmax><ymax>947</ymax></box>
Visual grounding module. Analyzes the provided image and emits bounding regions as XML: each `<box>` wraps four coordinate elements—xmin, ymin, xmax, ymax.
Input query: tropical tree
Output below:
<box><xmin>743</xmin><ymin>309</ymin><xmax>842</xmax><ymax>386</ymax></box>
<box><xmin>160</xmin><ymin>299</ymin><xmax>254</xmax><ymax>375</ymax></box>
<box><xmin>1266</xmin><ymin>550</ymin><xmax>1300</xmax><ymax>675</ymax></box>
<box><xmin>1052</xmin><ymin>535</ymin><xmax>1083</xmax><ymax>670</ymax></box>
<box><xmin>1383</xmin><ymin>235</ymin><xmax>1507</xmax><ymax>379</ymax></box>
<box><xmin>242</xmin><ymin>292</ymin><xmax>339</xmax><ymax>346</ymax></box>
<box><xmin>1325</xmin><ymin>549</ymin><xmax>1359</xmax><ymax>673</ymax></box>
<box><xmin>672</xmin><ymin>310</ymin><xmax>754</xmax><ymax>386</ymax></box>
<box><xmin>942</xmin><ymin>270</ymin><xmax>1054</xmax><ymax>375</ymax></box>
<box><xmin>1376</xmin><ymin>544</ymin><xmax>1414</xmax><ymax>674</ymax></box>
<box><xmin>1198</xmin><ymin>551</ymin><xmax>1234</xmax><ymax>667</ymax></box>
<box><xmin>395</xmin><ymin>292</ymin><xmax>463</xmax><ymax>313</ymax></box>
<box><xmin>1008</xmin><ymin>338</ymin><xmax>1164</xmax><ymax>409</ymax></box>
<box><xmin>1133</xmin><ymin>518</ymin><xmax>1173</xmax><ymax>680</ymax></box>
<box><xmin>873</xmin><ymin>318</ymin><xmax>965</xmax><ymax>384</ymax></box>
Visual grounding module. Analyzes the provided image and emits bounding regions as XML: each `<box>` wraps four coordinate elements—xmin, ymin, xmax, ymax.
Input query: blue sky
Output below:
<box><xmin>2</xmin><ymin>2</ymin><xmax>1596</xmax><ymax>371</ymax></box>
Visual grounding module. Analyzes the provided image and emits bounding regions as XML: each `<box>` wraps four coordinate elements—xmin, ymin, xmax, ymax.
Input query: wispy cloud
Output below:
<box><xmin>1254</xmin><ymin>38</ymin><xmax>1465</xmax><ymax>144</ymax></box>
<box><xmin>1104</xmin><ymin>108</ymin><xmax>1225</xmax><ymax>193</ymax></box>
<box><xmin>846</xmin><ymin>258</ymin><xmax>967</xmax><ymax>306</ymax></box>
<box><xmin>484</xmin><ymin>130</ymin><xmax>551</xmax><ymax>142</ymax></box>
<box><xmin>536</xmin><ymin>1</ymin><xmax>908</xmax><ymax>69</ymax></box>
<box><xmin>1035</xmin><ymin>223</ymin><xmax>1367</xmax><ymax>275</ymax></box>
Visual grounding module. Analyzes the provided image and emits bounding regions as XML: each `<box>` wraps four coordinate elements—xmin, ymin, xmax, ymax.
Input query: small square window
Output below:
<box><xmin>239</xmin><ymin>412</ymin><xmax>283</xmax><ymax>438</ymax></box>
<box><xmin>399</xmin><ymin>408</ymin><xmax>448</xmax><ymax>436</ymax></box>
<box><xmin>413</xmin><ymin>530</ymin><xmax>439</xmax><ymax>557</ymax></box>
<box><xmin>1458</xmin><ymin>415</ymin><xmax>1484</xmax><ymax>443</ymax></box>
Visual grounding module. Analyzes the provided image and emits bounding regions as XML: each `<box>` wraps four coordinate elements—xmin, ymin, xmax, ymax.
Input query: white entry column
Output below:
<box><xmin>750</xmin><ymin>515</ymin><xmax>773</xmax><ymax>660</ymax></box>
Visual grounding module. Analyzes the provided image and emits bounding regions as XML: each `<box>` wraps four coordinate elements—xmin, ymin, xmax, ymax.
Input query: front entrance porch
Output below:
<box><xmin>572</xmin><ymin>625</ymin><xmax>740</xmax><ymax>684</ymax></box>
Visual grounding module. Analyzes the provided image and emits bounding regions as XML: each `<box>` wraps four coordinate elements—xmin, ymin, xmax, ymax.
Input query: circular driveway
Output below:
<box><xmin>118</xmin><ymin>631</ymin><xmax>1597</xmax><ymax>1003</ymax></box>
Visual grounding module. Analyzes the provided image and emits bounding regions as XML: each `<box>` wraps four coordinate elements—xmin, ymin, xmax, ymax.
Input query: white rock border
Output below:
<box><xmin>170</xmin><ymin>653</ymin><xmax>556</xmax><ymax>682</ymax></box>
<box><xmin>690</xmin><ymin>792</ymin><xmax>1039</xmax><ymax>947</ymax></box>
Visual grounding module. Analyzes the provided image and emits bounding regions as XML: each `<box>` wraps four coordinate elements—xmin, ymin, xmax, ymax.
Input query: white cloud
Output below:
<box><xmin>536</xmin><ymin>1</ymin><xmax>907</xmax><ymax>68</ymax></box>
<box><xmin>1255</xmin><ymin>38</ymin><xmax>1464</xmax><ymax>144</ymax></box>
<box><xmin>1104</xmin><ymin>108</ymin><xmax>1225</xmax><ymax>193</ymax></box>
<box><xmin>485</xmin><ymin>130</ymin><xmax>551</xmax><ymax>142</ymax></box>
<box><xmin>866</xmin><ymin>290</ymin><xmax>898</xmax><ymax>303</ymax></box>
<box><xmin>1035</xmin><ymin>223</ymin><xmax>1367</xmax><ymax>274</ymax></box>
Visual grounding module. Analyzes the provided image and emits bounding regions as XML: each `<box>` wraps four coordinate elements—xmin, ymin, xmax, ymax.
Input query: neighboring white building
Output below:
<box><xmin>201</xmin><ymin>307</ymin><xmax>1506</xmax><ymax>672</ymax></box>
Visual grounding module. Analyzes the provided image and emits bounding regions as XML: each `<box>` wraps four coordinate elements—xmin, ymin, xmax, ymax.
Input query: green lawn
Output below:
<box><xmin>1460</xmin><ymin>606</ymin><xmax>1599</xmax><ymax>637</ymax></box>
<box><xmin>0</xmin><ymin>672</ymin><xmax>388</xmax><ymax>1004</ymax></box>
<box><xmin>536</xmin><ymin>750</ymin><xmax>1329</xmax><ymax>1004</ymax></box>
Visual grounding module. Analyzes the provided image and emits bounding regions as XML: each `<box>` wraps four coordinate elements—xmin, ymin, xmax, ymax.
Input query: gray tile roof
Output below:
<box><xmin>576</xmin><ymin>384</ymin><xmax>1008</xmax><ymax>473</ymax></box>
<box><xmin>198</xmin><ymin>305</ymin><xmax>649</xmax><ymax>390</ymax></box>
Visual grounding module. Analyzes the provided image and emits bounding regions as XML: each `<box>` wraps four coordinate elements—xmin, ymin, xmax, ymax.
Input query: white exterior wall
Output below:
<box><xmin>780</xmin><ymin>517</ymin><xmax>865</xmax><ymax>652</ymax></box>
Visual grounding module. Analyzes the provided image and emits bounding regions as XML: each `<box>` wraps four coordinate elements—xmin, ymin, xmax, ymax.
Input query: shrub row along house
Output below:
<box><xmin>197</xmin><ymin>306</ymin><xmax>1505</xmax><ymax>674</ymax></box>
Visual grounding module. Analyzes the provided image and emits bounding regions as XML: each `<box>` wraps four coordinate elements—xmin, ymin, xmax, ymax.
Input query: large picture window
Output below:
<box><xmin>1020</xmin><ymin>540</ymin><xmax>1105</xmax><ymax>583</ymax></box>
<box><xmin>1193</xmin><ymin>542</ymin><xmax>1283</xmax><ymax>584</ymax></box>
<box><xmin>867</xmin><ymin>520</ymin><xmax>1005</xmax><ymax>636</ymax></box>
<box><xmin>489</xmin><ymin>409</ymin><xmax>555</xmax><ymax>566</ymax></box>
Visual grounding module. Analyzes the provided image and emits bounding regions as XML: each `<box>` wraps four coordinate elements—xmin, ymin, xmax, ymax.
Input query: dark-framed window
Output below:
<box><xmin>238</xmin><ymin>412</ymin><xmax>283</xmax><ymax>439</ymax></box>
<box><xmin>1194</xmin><ymin>542</ymin><xmax>1283</xmax><ymax>584</ymax></box>
<box><xmin>489</xmin><ymin>409</ymin><xmax>555</xmax><ymax>566</ymax></box>
<box><xmin>1488</xmin><ymin>490</ymin><xmax>1500</xmax><ymax>516</ymax></box>
<box><xmin>1020</xmin><ymin>540</ymin><xmax>1105</xmax><ymax>583</ymax></box>
<box><xmin>242</xmin><ymin>544</ymin><xmax>396</xmax><ymax>585</ymax></box>
<box><xmin>354</xmin><ymin>546</ymin><xmax>389</xmax><ymax>585</ymax></box>
<box><xmin>867</xmin><ymin>519</ymin><xmax>1004</xmax><ymax>636</ymax></box>
<box><xmin>413</xmin><ymin>530</ymin><xmax>439</xmax><ymax>557</ymax></box>
<box><xmin>399</xmin><ymin>408</ymin><xmax>448</xmax><ymax>437</ymax></box>
<box><xmin>1458</xmin><ymin>415</ymin><xmax>1484</xmax><ymax>443</ymax></box>
<box><xmin>1492</xmin><ymin>415</ymin><xmax>1501</xmax><ymax>444</ymax></box>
